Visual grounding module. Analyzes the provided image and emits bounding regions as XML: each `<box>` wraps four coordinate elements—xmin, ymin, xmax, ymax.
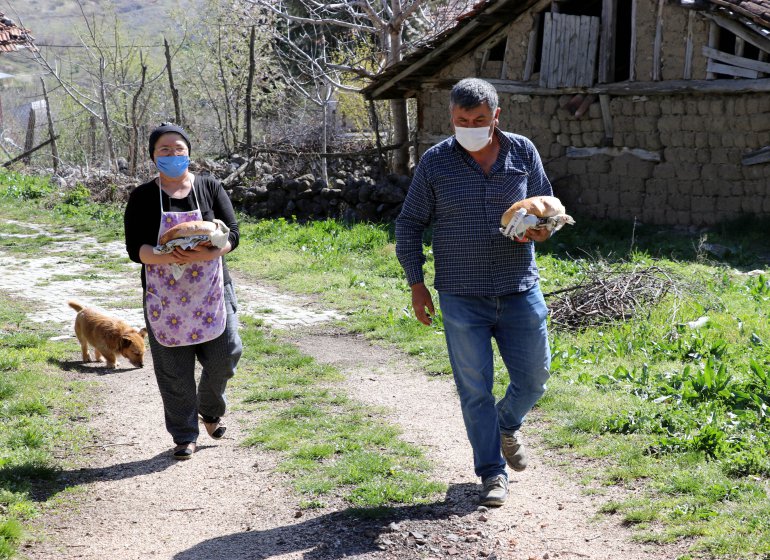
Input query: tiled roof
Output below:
<box><xmin>711</xmin><ymin>0</ymin><xmax>770</xmax><ymax>27</ymax></box>
<box><xmin>0</xmin><ymin>12</ymin><xmax>35</xmax><ymax>53</ymax></box>
<box><xmin>362</xmin><ymin>0</ymin><xmax>770</xmax><ymax>99</ymax></box>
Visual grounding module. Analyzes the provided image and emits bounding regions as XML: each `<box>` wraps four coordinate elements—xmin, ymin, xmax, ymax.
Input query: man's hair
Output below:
<box><xmin>450</xmin><ymin>78</ymin><xmax>499</xmax><ymax>112</ymax></box>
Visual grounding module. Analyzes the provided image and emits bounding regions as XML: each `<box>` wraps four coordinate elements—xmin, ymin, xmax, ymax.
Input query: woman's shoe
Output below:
<box><xmin>200</xmin><ymin>415</ymin><xmax>226</xmax><ymax>439</ymax></box>
<box><xmin>173</xmin><ymin>441</ymin><xmax>196</xmax><ymax>460</ymax></box>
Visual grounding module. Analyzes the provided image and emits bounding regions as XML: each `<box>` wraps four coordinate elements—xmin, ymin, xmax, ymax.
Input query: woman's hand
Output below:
<box><xmin>170</xmin><ymin>244</ymin><xmax>223</xmax><ymax>264</ymax></box>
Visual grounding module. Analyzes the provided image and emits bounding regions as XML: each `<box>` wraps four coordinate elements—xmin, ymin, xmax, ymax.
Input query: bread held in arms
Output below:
<box><xmin>154</xmin><ymin>219</ymin><xmax>230</xmax><ymax>254</ymax></box>
<box><xmin>499</xmin><ymin>196</ymin><xmax>575</xmax><ymax>241</ymax></box>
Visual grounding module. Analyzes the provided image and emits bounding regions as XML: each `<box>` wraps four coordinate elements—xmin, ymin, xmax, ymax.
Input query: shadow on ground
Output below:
<box><xmin>50</xmin><ymin>357</ymin><xmax>143</xmax><ymax>375</ymax></box>
<box><xmin>23</xmin><ymin>447</ymin><xmax>216</xmax><ymax>503</ymax></box>
<box><xmin>173</xmin><ymin>483</ymin><xmax>481</xmax><ymax>559</ymax></box>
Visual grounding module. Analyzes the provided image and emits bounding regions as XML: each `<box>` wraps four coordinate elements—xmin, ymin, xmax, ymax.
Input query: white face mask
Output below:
<box><xmin>454</xmin><ymin>124</ymin><xmax>493</xmax><ymax>152</ymax></box>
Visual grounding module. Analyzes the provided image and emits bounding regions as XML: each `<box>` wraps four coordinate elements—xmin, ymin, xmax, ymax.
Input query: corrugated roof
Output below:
<box><xmin>362</xmin><ymin>0</ymin><xmax>770</xmax><ymax>99</ymax></box>
<box><xmin>0</xmin><ymin>12</ymin><xmax>35</xmax><ymax>54</ymax></box>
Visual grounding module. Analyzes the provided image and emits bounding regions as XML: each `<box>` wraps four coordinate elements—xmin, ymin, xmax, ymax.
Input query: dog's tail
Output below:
<box><xmin>67</xmin><ymin>300</ymin><xmax>85</xmax><ymax>312</ymax></box>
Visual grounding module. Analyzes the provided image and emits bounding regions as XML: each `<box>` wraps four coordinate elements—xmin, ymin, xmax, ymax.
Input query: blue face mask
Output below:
<box><xmin>155</xmin><ymin>155</ymin><xmax>189</xmax><ymax>178</ymax></box>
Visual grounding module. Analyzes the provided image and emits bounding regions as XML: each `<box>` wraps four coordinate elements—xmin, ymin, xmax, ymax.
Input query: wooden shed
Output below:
<box><xmin>363</xmin><ymin>0</ymin><xmax>770</xmax><ymax>226</ymax></box>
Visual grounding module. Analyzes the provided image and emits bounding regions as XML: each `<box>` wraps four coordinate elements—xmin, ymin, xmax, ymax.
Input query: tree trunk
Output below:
<box><xmin>368</xmin><ymin>99</ymin><xmax>386</xmax><ymax>176</ymax></box>
<box><xmin>388</xmin><ymin>25</ymin><xmax>409</xmax><ymax>174</ymax></box>
<box><xmin>129</xmin><ymin>58</ymin><xmax>148</xmax><ymax>176</ymax></box>
<box><xmin>164</xmin><ymin>38</ymin><xmax>183</xmax><ymax>125</ymax></box>
<box><xmin>245</xmin><ymin>25</ymin><xmax>256</xmax><ymax>160</ymax></box>
<box><xmin>98</xmin><ymin>56</ymin><xmax>117</xmax><ymax>170</ymax></box>
<box><xmin>320</xmin><ymin>87</ymin><xmax>329</xmax><ymax>185</ymax></box>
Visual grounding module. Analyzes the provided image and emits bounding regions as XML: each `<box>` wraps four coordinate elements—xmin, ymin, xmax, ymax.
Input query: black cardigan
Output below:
<box><xmin>124</xmin><ymin>174</ymin><xmax>240</xmax><ymax>289</ymax></box>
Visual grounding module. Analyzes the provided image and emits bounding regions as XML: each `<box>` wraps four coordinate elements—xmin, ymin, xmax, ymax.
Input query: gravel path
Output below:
<box><xmin>3</xmin><ymin>219</ymin><xmax>687</xmax><ymax>560</ymax></box>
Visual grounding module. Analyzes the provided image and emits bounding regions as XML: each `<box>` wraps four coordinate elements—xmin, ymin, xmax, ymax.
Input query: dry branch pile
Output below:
<box><xmin>545</xmin><ymin>264</ymin><xmax>680</xmax><ymax>330</ymax></box>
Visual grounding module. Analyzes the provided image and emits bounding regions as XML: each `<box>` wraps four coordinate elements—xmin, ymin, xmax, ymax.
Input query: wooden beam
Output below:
<box><xmin>703</xmin><ymin>46</ymin><xmax>770</xmax><ymax>73</ymax></box>
<box><xmin>652</xmin><ymin>0</ymin><xmax>665</xmax><ymax>81</ymax></box>
<box><xmin>684</xmin><ymin>10</ymin><xmax>695</xmax><ymax>79</ymax></box>
<box><xmin>2</xmin><ymin>136</ymin><xmax>60</xmax><ymax>168</ymax></box>
<box><xmin>566</xmin><ymin>146</ymin><xmax>661</xmax><ymax>161</ymax></box>
<box><xmin>702</xmin><ymin>12</ymin><xmax>770</xmax><ymax>55</ymax></box>
<box><xmin>599</xmin><ymin>0</ymin><xmax>617</xmax><ymax>83</ymax></box>
<box><xmin>430</xmin><ymin>76</ymin><xmax>770</xmax><ymax>95</ymax></box>
<box><xmin>707</xmin><ymin>59</ymin><xmax>759</xmax><ymax>78</ymax></box>
<box><xmin>742</xmin><ymin>146</ymin><xmax>770</xmax><ymax>166</ymax></box>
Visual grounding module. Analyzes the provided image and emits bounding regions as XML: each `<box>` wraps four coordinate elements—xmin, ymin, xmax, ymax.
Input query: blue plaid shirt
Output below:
<box><xmin>395</xmin><ymin>129</ymin><xmax>552</xmax><ymax>296</ymax></box>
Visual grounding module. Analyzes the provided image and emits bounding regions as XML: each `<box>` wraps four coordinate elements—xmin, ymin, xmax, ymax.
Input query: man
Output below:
<box><xmin>395</xmin><ymin>78</ymin><xmax>552</xmax><ymax>507</ymax></box>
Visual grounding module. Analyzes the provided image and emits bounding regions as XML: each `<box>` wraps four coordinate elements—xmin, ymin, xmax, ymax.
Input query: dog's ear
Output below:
<box><xmin>138</xmin><ymin>327</ymin><xmax>148</xmax><ymax>338</ymax></box>
<box><xmin>121</xmin><ymin>335</ymin><xmax>134</xmax><ymax>349</ymax></box>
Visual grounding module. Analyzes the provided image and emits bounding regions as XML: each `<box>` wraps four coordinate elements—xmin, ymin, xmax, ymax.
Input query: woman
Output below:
<box><xmin>124</xmin><ymin>123</ymin><xmax>242</xmax><ymax>459</ymax></box>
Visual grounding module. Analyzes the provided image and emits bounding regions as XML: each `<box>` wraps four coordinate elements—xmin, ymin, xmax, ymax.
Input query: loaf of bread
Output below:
<box><xmin>500</xmin><ymin>196</ymin><xmax>567</xmax><ymax>227</ymax></box>
<box><xmin>159</xmin><ymin>220</ymin><xmax>217</xmax><ymax>245</ymax></box>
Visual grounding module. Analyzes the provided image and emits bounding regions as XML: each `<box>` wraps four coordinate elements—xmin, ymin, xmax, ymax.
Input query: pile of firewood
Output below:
<box><xmin>545</xmin><ymin>264</ymin><xmax>680</xmax><ymax>330</ymax></box>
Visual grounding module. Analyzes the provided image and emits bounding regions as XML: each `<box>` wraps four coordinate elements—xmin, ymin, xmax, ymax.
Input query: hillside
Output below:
<box><xmin>0</xmin><ymin>0</ymin><xmax>191</xmax><ymax>77</ymax></box>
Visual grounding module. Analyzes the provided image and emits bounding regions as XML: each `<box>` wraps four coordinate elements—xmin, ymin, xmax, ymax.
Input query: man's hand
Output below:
<box><xmin>524</xmin><ymin>227</ymin><xmax>551</xmax><ymax>243</ymax></box>
<box><xmin>410</xmin><ymin>282</ymin><xmax>435</xmax><ymax>326</ymax></box>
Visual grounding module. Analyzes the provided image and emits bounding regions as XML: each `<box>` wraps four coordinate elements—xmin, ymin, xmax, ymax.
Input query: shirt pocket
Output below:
<box><xmin>434</xmin><ymin>178</ymin><xmax>483</xmax><ymax>218</ymax></box>
<box><xmin>487</xmin><ymin>172</ymin><xmax>529</xmax><ymax>216</ymax></box>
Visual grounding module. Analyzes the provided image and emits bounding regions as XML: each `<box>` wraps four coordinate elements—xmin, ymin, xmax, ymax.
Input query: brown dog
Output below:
<box><xmin>68</xmin><ymin>300</ymin><xmax>147</xmax><ymax>369</ymax></box>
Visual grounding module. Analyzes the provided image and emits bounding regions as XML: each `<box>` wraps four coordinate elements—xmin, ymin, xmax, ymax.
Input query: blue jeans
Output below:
<box><xmin>439</xmin><ymin>286</ymin><xmax>550</xmax><ymax>480</ymax></box>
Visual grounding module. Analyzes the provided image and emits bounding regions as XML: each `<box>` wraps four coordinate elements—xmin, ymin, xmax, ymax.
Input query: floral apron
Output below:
<box><xmin>144</xmin><ymin>179</ymin><xmax>226</xmax><ymax>347</ymax></box>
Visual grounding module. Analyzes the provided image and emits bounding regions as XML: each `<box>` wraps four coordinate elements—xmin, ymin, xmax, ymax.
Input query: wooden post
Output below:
<box><xmin>23</xmin><ymin>105</ymin><xmax>36</xmax><ymax>164</ymax></box>
<box><xmin>684</xmin><ymin>10</ymin><xmax>695</xmax><ymax>79</ymax></box>
<box><xmin>707</xmin><ymin>21</ymin><xmax>719</xmax><ymax>79</ymax></box>
<box><xmin>523</xmin><ymin>13</ymin><xmax>541</xmax><ymax>81</ymax></box>
<box><xmin>40</xmin><ymin>78</ymin><xmax>59</xmax><ymax>174</ymax></box>
<box><xmin>599</xmin><ymin>0</ymin><xmax>617</xmax><ymax>83</ymax></box>
<box><xmin>164</xmin><ymin>37</ymin><xmax>182</xmax><ymax>125</ymax></box>
<box><xmin>629</xmin><ymin>0</ymin><xmax>637</xmax><ymax>81</ymax></box>
<box><xmin>599</xmin><ymin>94</ymin><xmax>613</xmax><ymax>146</ymax></box>
<box><xmin>652</xmin><ymin>0</ymin><xmax>665</xmax><ymax>81</ymax></box>
<box><xmin>735</xmin><ymin>37</ymin><xmax>745</xmax><ymax>57</ymax></box>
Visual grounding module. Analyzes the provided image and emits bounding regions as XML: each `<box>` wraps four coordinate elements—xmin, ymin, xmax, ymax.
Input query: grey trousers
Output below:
<box><xmin>145</xmin><ymin>282</ymin><xmax>243</xmax><ymax>444</ymax></box>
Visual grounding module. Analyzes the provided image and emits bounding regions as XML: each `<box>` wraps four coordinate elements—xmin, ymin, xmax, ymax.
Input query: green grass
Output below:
<box><xmin>229</xmin><ymin>215</ymin><xmax>770</xmax><ymax>557</ymax></box>
<box><xmin>236</xmin><ymin>318</ymin><xmax>445</xmax><ymax>509</ymax></box>
<box><xmin>3</xmin><ymin>169</ymin><xmax>770</xmax><ymax>556</ymax></box>
<box><xmin>0</xmin><ymin>293</ymin><xmax>94</xmax><ymax>559</ymax></box>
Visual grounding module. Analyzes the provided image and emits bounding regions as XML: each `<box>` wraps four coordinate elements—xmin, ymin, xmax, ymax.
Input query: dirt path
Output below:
<box><xmin>4</xmin><ymin>219</ymin><xmax>687</xmax><ymax>560</ymax></box>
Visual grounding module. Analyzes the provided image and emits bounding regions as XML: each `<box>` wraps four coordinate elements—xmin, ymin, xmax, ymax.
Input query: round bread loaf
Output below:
<box><xmin>159</xmin><ymin>220</ymin><xmax>217</xmax><ymax>245</ymax></box>
<box><xmin>500</xmin><ymin>196</ymin><xmax>567</xmax><ymax>226</ymax></box>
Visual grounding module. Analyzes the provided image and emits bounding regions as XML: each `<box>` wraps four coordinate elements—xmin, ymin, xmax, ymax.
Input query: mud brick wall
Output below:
<box><xmin>418</xmin><ymin>90</ymin><xmax>770</xmax><ymax>226</ymax></box>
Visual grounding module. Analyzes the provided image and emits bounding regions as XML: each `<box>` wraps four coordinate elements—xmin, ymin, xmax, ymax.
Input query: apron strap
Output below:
<box><xmin>157</xmin><ymin>175</ymin><xmax>200</xmax><ymax>214</ymax></box>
